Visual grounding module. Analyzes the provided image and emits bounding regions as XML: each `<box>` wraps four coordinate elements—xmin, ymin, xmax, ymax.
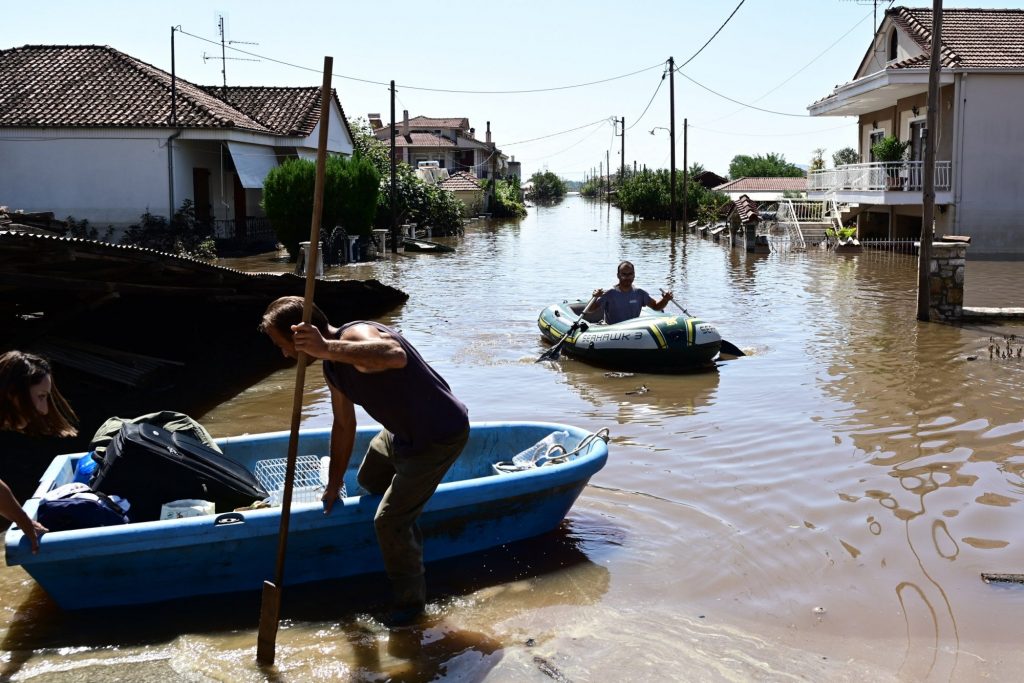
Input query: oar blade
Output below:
<box><xmin>718</xmin><ymin>340</ymin><xmax>746</xmax><ymax>357</ymax></box>
<box><xmin>256</xmin><ymin>580</ymin><xmax>282</xmax><ymax>665</ymax></box>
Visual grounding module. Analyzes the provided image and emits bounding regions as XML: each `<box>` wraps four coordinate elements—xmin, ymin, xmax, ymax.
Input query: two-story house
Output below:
<box><xmin>807</xmin><ymin>7</ymin><xmax>1024</xmax><ymax>257</ymax></box>
<box><xmin>0</xmin><ymin>45</ymin><xmax>354</xmax><ymax>242</ymax></box>
<box><xmin>370</xmin><ymin>112</ymin><xmax>507</xmax><ymax>180</ymax></box>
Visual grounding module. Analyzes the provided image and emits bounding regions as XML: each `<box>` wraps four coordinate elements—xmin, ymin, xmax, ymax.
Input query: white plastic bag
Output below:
<box><xmin>511</xmin><ymin>430</ymin><xmax>570</xmax><ymax>468</ymax></box>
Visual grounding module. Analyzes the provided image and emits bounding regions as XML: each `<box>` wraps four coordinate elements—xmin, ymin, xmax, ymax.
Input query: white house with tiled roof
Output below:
<box><xmin>713</xmin><ymin>176</ymin><xmax>807</xmax><ymax>202</ymax></box>
<box><xmin>370</xmin><ymin>111</ymin><xmax>507</xmax><ymax>180</ymax></box>
<box><xmin>0</xmin><ymin>45</ymin><xmax>354</xmax><ymax>240</ymax></box>
<box><xmin>808</xmin><ymin>6</ymin><xmax>1024</xmax><ymax>255</ymax></box>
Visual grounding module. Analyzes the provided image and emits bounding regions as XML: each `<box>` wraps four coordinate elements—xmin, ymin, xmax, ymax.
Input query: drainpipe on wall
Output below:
<box><xmin>167</xmin><ymin>129</ymin><xmax>183</xmax><ymax>219</ymax></box>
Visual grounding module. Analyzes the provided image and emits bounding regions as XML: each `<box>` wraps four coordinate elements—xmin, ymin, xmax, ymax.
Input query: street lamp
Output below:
<box><xmin>649</xmin><ymin>127</ymin><xmax>670</xmax><ymax>135</ymax></box>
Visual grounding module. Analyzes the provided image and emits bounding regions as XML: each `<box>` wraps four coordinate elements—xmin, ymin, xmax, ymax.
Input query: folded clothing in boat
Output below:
<box><xmin>90</xmin><ymin>422</ymin><xmax>268</xmax><ymax>522</ymax></box>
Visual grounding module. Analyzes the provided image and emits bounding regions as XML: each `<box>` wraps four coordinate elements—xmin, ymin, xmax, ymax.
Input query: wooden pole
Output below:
<box><xmin>917</xmin><ymin>0</ymin><xmax>942</xmax><ymax>322</ymax></box>
<box><xmin>669</xmin><ymin>57</ymin><xmax>677</xmax><ymax>233</ymax></box>
<box><xmin>256</xmin><ymin>55</ymin><xmax>333</xmax><ymax>667</ymax></box>
<box><xmin>682</xmin><ymin>118</ymin><xmax>688</xmax><ymax>230</ymax></box>
<box><xmin>390</xmin><ymin>81</ymin><xmax>397</xmax><ymax>254</ymax></box>
<box><xmin>620</xmin><ymin>117</ymin><xmax>625</xmax><ymax>179</ymax></box>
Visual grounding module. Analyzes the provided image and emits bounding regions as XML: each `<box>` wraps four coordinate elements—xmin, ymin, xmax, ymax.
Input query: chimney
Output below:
<box><xmin>485</xmin><ymin>121</ymin><xmax>492</xmax><ymax>145</ymax></box>
<box><xmin>402</xmin><ymin>110</ymin><xmax>410</xmax><ymax>137</ymax></box>
<box><xmin>367</xmin><ymin>113</ymin><xmax>383</xmax><ymax>130</ymax></box>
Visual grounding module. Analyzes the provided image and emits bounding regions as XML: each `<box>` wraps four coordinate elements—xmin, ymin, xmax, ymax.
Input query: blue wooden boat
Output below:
<box><xmin>5</xmin><ymin>422</ymin><xmax>608</xmax><ymax>610</ymax></box>
<box><xmin>538</xmin><ymin>299</ymin><xmax>722</xmax><ymax>371</ymax></box>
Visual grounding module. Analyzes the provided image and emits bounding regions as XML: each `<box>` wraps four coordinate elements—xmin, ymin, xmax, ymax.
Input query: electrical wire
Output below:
<box><xmin>176</xmin><ymin>29</ymin><xmax>663</xmax><ymax>95</ymax></box>
<box><xmin>688</xmin><ymin>122</ymin><xmax>855</xmax><ymax>137</ymax></box>
<box><xmin>503</xmin><ymin>118</ymin><xmax>610</xmax><ymax>146</ymax></box>
<box><xmin>625</xmin><ymin>65</ymin><xmax>668</xmax><ymax>131</ymax></box>
<box><xmin>677</xmin><ymin>71</ymin><xmax>811</xmax><ymax>117</ymax></box>
<box><xmin>676</xmin><ymin>0</ymin><xmax>746</xmax><ymax>71</ymax></box>
<box><xmin>694</xmin><ymin>9</ymin><xmax>872</xmax><ymax>126</ymax></box>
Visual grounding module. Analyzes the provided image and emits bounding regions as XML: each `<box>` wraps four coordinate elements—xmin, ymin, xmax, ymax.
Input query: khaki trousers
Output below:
<box><xmin>356</xmin><ymin>426</ymin><xmax>469</xmax><ymax>607</ymax></box>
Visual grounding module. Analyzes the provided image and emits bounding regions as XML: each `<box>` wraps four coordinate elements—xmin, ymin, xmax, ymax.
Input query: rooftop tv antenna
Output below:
<box><xmin>841</xmin><ymin>0</ymin><xmax>895</xmax><ymax>35</ymax></box>
<box><xmin>203</xmin><ymin>13</ymin><xmax>260</xmax><ymax>92</ymax></box>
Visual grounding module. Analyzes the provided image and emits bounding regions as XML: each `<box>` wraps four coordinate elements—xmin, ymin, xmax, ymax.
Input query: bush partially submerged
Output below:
<box><xmin>120</xmin><ymin>200</ymin><xmax>216</xmax><ymax>259</ymax></box>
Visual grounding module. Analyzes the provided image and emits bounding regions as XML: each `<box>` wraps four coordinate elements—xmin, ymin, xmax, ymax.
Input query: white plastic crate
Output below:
<box><xmin>254</xmin><ymin>455</ymin><xmax>325</xmax><ymax>505</ymax></box>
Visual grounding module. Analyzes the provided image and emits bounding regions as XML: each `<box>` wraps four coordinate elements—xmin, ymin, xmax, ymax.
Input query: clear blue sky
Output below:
<box><xmin>9</xmin><ymin>1</ymin><xmax>1024</xmax><ymax>181</ymax></box>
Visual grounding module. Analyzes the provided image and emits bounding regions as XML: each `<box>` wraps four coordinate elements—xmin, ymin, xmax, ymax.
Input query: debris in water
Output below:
<box><xmin>625</xmin><ymin>385</ymin><xmax>649</xmax><ymax>395</ymax></box>
<box><xmin>534</xmin><ymin>655</ymin><xmax>571</xmax><ymax>682</ymax></box>
<box><xmin>812</xmin><ymin>606</ymin><xmax>826</xmax><ymax>615</ymax></box>
<box><xmin>604</xmin><ymin>372</ymin><xmax>634</xmax><ymax>378</ymax></box>
<box><xmin>981</xmin><ymin>572</ymin><xmax>1024</xmax><ymax>584</ymax></box>
<box><xmin>525</xmin><ymin>638</ymin><xmax>536</xmax><ymax>647</ymax></box>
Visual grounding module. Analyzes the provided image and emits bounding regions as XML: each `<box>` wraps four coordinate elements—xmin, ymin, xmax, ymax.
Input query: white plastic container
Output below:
<box><xmin>160</xmin><ymin>499</ymin><xmax>215</xmax><ymax>520</ymax></box>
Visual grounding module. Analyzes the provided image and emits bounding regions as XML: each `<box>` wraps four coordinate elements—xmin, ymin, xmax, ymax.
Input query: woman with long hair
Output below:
<box><xmin>0</xmin><ymin>350</ymin><xmax>80</xmax><ymax>552</ymax></box>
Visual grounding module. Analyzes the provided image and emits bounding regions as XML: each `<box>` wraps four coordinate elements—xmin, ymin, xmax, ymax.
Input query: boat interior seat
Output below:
<box><xmin>568</xmin><ymin>301</ymin><xmax>604</xmax><ymax>324</ymax></box>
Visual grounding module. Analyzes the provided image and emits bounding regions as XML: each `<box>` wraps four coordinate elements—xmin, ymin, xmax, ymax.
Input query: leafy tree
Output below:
<box><xmin>579</xmin><ymin>178</ymin><xmax>602</xmax><ymax>197</ymax></box>
<box><xmin>810</xmin><ymin>148</ymin><xmax>826</xmax><ymax>172</ymax></box>
<box><xmin>490</xmin><ymin>176</ymin><xmax>526</xmax><ymax>218</ymax></box>
<box><xmin>526</xmin><ymin>171</ymin><xmax>567</xmax><ymax>201</ymax></box>
<box><xmin>615</xmin><ymin>167</ymin><xmax>727</xmax><ymax>222</ymax></box>
<box><xmin>832</xmin><ymin>147</ymin><xmax>860</xmax><ymax>167</ymax></box>
<box><xmin>262</xmin><ymin>154</ymin><xmax>380</xmax><ymax>259</ymax></box>
<box><xmin>728</xmin><ymin>153</ymin><xmax>805</xmax><ymax>179</ymax></box>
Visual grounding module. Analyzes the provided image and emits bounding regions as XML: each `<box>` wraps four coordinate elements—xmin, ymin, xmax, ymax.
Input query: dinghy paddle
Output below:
<box><xmin>659</xmin><ymin>289</ymin><xmax>745</xmax><ymax>358</ymax></box>
<box><xmin>257</xmin><ymin>55</ymin><xmax>333</xmax><ymax>668</ymax></box>
<box><xmin>538</xmin><ymin>296</ymin><xmax>597</xmax><ymax>362</ymax></box>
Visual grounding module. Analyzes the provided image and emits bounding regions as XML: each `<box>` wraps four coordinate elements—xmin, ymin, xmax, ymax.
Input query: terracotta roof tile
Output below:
<box><xmin>714</xmin><ymin>176</ymin><xmax>806</xmax><ymax>192</ymax></box>
<box><xmin>888</xmin><ymin>7</ymin><xmax>1024</xmax><ymax>70</ymax></box>
<box><xmin>734</xmin><ymin>195</ymin><xmax>760</xmax><ymax>223</ymax></box>
<box><xmin>206</xmin><ymin>86</ymin><xmax>352</xmax><ymax>139</ymax></box>
<box><xmin>0</xmin><ymin>45</ymin><xmax>276</xmax><ymax>131</ymax></box>
<box><xmin>386</xmin><ymin>131</ymin><xmax>457</xmax><ymax>148</ymax></box>
<box><xmin>439</xmin><ymin>171</ymin><xmax>482</xmax><ymax>191</ymax></box>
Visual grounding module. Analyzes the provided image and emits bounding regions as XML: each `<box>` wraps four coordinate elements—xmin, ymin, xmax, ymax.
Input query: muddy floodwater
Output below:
<box><xmin>2</xmin><ymin>195</ymin><xmax>1024</xmax><ymax>681</ymax></box>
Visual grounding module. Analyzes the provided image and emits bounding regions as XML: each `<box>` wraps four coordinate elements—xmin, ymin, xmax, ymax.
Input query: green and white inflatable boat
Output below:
<box><xmin>537</xmin><ymin>300</ymin><xmax>722</xmax><ymax>371</ymax></box>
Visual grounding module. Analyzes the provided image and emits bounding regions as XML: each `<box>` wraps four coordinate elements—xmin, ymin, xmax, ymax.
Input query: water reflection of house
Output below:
<box><xmin>808</xmin><ymin>6</ymin><xmax>1024</xmax><ymax>256</ymax></box>
<box><xmin>369</xmin><ymin>112</ymin><xmax>507</xmax><ymax>180</ymax></box>
<box><xmin>0</xmin><ymin>45</ymin><xmax>354</xmax><ymax>247</ymax></box>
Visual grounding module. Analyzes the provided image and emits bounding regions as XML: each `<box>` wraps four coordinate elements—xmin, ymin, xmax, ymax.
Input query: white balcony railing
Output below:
<box><xmin>809</xmin><ymin>161</ymin><xmax>952</xmax><ymax>192</ymax></box>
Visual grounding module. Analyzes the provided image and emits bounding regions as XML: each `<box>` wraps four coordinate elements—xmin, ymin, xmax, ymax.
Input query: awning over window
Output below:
<box><xmin>226</xmin><ymin>142</ymin><xmax>280</xmax><ymax>189</ymax></box>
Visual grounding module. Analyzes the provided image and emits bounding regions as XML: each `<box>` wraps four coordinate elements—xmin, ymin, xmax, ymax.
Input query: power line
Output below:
<box><xmin>678</xmin><ymin>71</ymin><xmax>810</xmax><ymax>117</ymax></box>
<box><xmin>503</xmin><ymin>118</ymin><xmax>611</xmax><ymax>146</ymax></box>
<box><xmin>676</xmin><ymin>0</ymin><xmax>747</xmax><ymax>71</ymax></box>
<box><xmin>176</xmin><ymin>28</ymin><xmax>663</xmax><ymax>95</ymax></box>
<box><xmin>625</xmin><ymin>65</ymin><xmax>668</xmax><ymax>131</ymax></box>
<box><xmin>689</xmin><ymin>122</ymin><xmax>855</xmax><ymax>137</ymax></box>
<box><xmin>694</xmin><ymin>9</ymin><xmax>871</xmax><ymax>126</ymax></box>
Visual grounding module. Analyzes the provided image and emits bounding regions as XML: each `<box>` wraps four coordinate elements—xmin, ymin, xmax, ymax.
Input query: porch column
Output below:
<box><xmin>744</xmin><ymin>221</ymin><xmax>768</xmax><ymax>253</ymax></box>
<box><xmin>927</xmin><ymin>241</ymin><xmax>967</xmax><ymax>322</ymax></box>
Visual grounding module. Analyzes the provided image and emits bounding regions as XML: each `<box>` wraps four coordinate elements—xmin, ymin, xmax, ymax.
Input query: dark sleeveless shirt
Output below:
<box><xmin>322</xmin><ymin>321</ymin><xmax>469</xmax><ymax>457</ymax></box>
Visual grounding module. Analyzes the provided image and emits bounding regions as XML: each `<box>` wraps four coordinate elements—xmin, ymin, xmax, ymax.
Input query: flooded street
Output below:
<box><xmin>3</xmin><ymin>195</ymin><xmax>1024</xmax><ymax>681</ymax></box>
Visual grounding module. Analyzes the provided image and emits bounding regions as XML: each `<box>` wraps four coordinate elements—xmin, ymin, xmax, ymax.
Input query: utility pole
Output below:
<box><xmin>669</xmin><ymin>57</ymin><xmax>677</xmax><ymax>233</ymax></box>
<box><xmin>606</xmin><ymin>149</ymin><xmax>610</xmax><ymax>197</ymax></box>
<box><xmin>599</xmin><ymin>161</ymin><xmax>603</xmax><ymax>195</ymax></box>
<box><xmin>390</xmin><ymin>80</ymin><xmax>397</xmax><ymax>254</ymax></box>
<box><xmin>620</xmin><ymin>117</ymin><xmax>626</xmax><ymax>179</ymax></box>
<box><xmin>918</xmin><ymin>0</ymin><xmax>942</xmax><ymax>321</ymax></box>
<box><xmin>682</xmin><ymin>118</ymin><xmax>688</xmax><ymax>230</ymax></box>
